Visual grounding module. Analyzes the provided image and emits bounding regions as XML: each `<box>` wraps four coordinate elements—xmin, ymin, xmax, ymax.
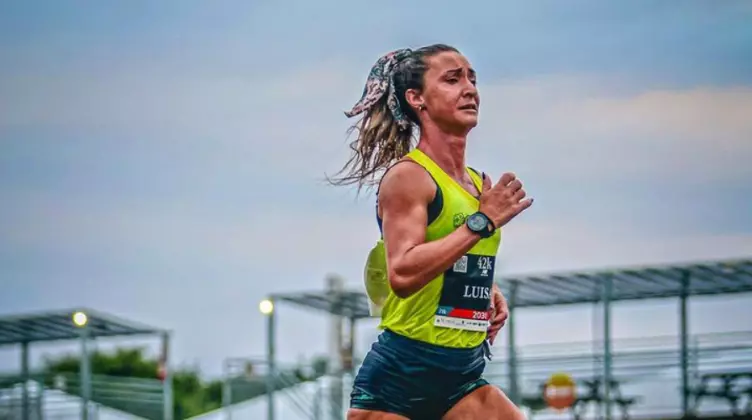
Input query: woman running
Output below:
<box><xmin>332</xmin><ymin>44</ymin><xmax>532</xmax><ymax>420</ymax></box>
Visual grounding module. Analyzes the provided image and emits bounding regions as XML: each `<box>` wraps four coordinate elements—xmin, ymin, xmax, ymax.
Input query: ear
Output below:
<box><xmin>404</xmin><ymin>88</ymin><xmax>424</xmax><ymax>113</ymax></box>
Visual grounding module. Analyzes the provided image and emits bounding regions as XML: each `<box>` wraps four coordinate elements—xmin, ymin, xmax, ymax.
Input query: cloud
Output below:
<box><xmin>4</xmin><ymin>180</ymin><xmax>749</xmax><ymax>292</ymax></box>
<box><xmin>470</xmin><ymin>80</ymin><xmax>752</xmax><ymax>183</ymax></box>
<box><xmin>573</xmin><ymin>88</ymin><xmax>752</xmax><ymax>140</ymax></box>
<box><xmin>4</xmin><ymin>59</ymin><xmax>750</xmax><ymax>184</ymax></box>
<box><xmin>498</xmin><ymin>219</ymin><xmax>752</xmax><ymax>275</ymax></box>
<box><xmin>2</xmin><ymin>189</ymin><xmax>377</xmax><ymax>281</ymax></box>
<box><xmin>0</xmin><ymin>57</ymin><xmax>367</xmax><ymax>180</ymax></box>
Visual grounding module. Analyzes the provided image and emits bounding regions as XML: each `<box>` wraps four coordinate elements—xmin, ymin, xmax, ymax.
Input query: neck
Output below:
<box><xmin>416</xmin><ymin>125</ymin><xmax>468</xmax><ymax>179</ymax></box>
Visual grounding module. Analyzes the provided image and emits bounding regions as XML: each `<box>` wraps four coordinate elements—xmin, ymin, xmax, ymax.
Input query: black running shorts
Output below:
<box><xmin>349</xmin><ymin>329</ymin><xmax>490</xmax><ymax>419</ymax></box>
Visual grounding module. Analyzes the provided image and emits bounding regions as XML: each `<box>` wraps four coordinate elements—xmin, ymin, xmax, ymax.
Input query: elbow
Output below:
<box><xmin>388</xmin><ymin>271</ymin><xmax>417</xmax><ymax>299</ymax></box>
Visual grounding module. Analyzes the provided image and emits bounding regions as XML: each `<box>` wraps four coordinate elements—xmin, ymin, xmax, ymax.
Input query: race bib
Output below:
<box><xmin>434</xmin><ymin>254</ymin><xmax>495</xmax><ymax>332</ymax></box>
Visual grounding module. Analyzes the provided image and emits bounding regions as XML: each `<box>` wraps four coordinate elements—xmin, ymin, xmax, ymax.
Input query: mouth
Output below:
<box><xmin>458</xmin><ymin>104</ymin><xmax>478</xmax><ymax>112</ymax></box>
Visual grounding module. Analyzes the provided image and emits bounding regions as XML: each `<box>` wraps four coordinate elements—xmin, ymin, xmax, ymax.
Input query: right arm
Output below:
<box><xmin>379</xmin><ymin>162</ymin><xmax>482</xmax><ymax>299</ymax></box>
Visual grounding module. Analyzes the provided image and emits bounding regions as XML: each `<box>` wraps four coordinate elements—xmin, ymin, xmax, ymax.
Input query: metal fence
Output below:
<box><xmin>214</xmin><ymin>330</ymin><xmax>752</xmax><ymax>420</ymax></box>
<box><xmin>218</xmin><ymin>359</ymin><xmax>328</xmax><ymax>420</ymax></box>
<box><xmin>485</xmin><ymin>330</ymin><xmax>752</xmax><ymax>419</ymax></box>
<box><xmin>0</xmin><ymin>372</ymin><xmax>165</xmax><ymax>420</ymax></box>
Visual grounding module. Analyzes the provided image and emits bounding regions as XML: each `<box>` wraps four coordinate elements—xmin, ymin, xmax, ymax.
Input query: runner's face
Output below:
<box><xmin>420</xmin><ymin>51</ymin><xmax>480</xmax><ymax>132</ymax></box>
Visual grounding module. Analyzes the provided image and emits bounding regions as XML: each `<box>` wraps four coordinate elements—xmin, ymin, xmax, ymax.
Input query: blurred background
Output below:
<box><xmin>1</xmin><ymin>0</ymin><xmax>751</xmax><ymax>419</ymax></box>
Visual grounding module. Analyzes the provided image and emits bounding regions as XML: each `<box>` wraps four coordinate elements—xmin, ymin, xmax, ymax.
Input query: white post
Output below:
<box><xmin>326</xmin><ymin>275</ymin><xmax>345</xmax><ymax>419</ymax></box>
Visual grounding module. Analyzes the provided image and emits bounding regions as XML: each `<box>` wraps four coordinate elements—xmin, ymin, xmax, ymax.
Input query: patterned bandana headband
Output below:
<box><xmin>344</xmin><ymin>48</ymin><xmax>414</xmax><ymax>131</ymax></box>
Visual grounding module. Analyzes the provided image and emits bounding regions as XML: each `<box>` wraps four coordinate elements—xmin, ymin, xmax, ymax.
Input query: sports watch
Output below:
<box><xmin>465</xmin><ymin>212</ymin><xmax>495</xmax><ymax>238</ymax></box>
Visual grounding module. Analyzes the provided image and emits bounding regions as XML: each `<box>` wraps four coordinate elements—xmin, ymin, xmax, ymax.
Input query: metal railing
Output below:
<box><xmin>220</xmin><ymin>360</ymin><xmax>328</xmax><ymax>420</ymax></box>
<box><xmin>300</xmin><ymin>331</ymin><xmax>752</xmax><ymax>420</ymax></box>
<box><xmin>486</xmin><ymin>330</ymin><xmax>752</xmax><ymax>419</ymax></box>
<box><xmin>0</xmin><ymin>372</ymin><xmax>165</xmax><ymax>420</ymax></box>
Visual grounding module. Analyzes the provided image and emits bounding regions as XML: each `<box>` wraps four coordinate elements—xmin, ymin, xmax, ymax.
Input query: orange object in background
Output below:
<box><xmin>544</xmin><ymin>372</ymin><xmax>577</xmax><ymax>410</ymax></box>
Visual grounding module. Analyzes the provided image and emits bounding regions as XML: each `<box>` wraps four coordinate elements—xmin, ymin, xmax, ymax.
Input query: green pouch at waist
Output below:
<box><xmin>364</xmin><ymin>239</ymin><xmax>389</xmax><ymax>317</ymax></box>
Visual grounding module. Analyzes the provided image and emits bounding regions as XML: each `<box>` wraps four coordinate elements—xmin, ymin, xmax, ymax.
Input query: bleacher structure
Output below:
<box><xmin>0</xmin><ymin>308</ymin><xmax>172</xmax><ymax>420</ymax></box>
<box><xmin>260</xmin><ymin>257</ymin><xmax>752</xmax><ymax>420</ymax></box>
<box><xmin>2</xmin><ymin>258</ymin><xmax>749</xmax><ymax>420</ymax></box>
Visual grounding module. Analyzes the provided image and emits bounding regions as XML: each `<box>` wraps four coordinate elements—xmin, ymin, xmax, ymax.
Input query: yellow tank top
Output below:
<box><xmin>364</xmin><ymin>148</ymin><xmax>502</xmax><ymax>349</ymax></box>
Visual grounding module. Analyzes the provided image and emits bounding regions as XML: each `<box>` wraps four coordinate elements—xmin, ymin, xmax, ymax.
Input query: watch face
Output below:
<box><xmin>467</xmin><ymin>213</ymin><xmax>487</xmax><ymax>231</ymax></box>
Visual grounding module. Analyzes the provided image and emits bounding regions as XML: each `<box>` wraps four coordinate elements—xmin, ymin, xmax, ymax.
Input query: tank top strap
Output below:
<box><xmin>466</xmin><ymin>167</ymin><xmax>484</xmax><ymax>195</ymax></box>
<box><xmin>375</xmin><ymin>153</ymin><xmax>444</xmax><ymax>237</ymax></box>
<box><xmin>407</xmin><ymin>149</ymin><xmax>484</xmax><ymax>199</ymax></box>
<box><xmin>405</xmin><ymin>149</ymin><xmax>455</xmax><ymax>187</ymax></box>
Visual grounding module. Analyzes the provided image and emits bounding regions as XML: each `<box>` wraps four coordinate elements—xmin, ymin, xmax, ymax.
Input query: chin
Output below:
<box><xmin>438</xmin><ymin>115</ymin><xmax>478</xmax><ymax>134</ymax></box>
<box><xmin>458</xmin><ymin>115</ymin><xmax>478</xmax><ymax>130</ymax></box>
<box><xmin>453</xmin><ymin>111</ymin><xmax>479</xmax><ymax>128</ymax></box>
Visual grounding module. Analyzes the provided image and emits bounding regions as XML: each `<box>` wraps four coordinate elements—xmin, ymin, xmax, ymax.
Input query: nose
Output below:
<box><xmin>463</xmin><ymin>81</ymin><xmax>478</xmax><ymax>99</ymax></box>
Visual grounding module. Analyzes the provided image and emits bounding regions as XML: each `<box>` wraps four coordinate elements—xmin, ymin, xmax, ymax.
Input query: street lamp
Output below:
<box><xmin>259</xmin><ymin>299</ymin><xmax>274</xmax><ymax>315</ymax></box>
<box><xmin>260</xmin><ymin>298</ymin><xmax>276</xmax><ymax>420</ymax></box>
<box><xmin>72</xmin><ymin>311</ymin><xmax>88</xmax><ymax>327</ymax></box>
<box><xmin>72</xmin><ymin>311</ymin><xmax>91</xmax><ymax>420</ymax></box>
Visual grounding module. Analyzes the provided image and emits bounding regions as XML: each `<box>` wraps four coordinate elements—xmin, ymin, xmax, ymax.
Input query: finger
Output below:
<box><xmin>498</xmin><ymin>172</ymin><xmax>516</xmax><ymax>187</ymax></box>
<box><xmin>506</xmin><ymin>179</ymin><xmax>522</xmax><ymax>193</ymax></box>
<box><xmin>492</xmin><ymin>310</ymin><xmax>507</xmax><ymax>326</ymax></box>
<box><xmin>490</xmin><ymin>317</ymin><xmax>504</xmax><ymax>331</ymax></box>
<box><xmin>490</xmin><ymin>307</ymin><xmax>506</xmax><ymax>326</ymax></box>
<box><xmin>512</xmin><ymin>198</ymin><xmax>534</xmax><ymax>215</ymax></box>
<box><xmin>487</xmin><ymin>321</ymin><xmax>499</xmax><ymax>333</ymax></box>
<box><xmin>493</xmin><ymin>289</ymin><xmax>503</xmax><ymax>308</ymax></box>
<box><xmin>494</xmin><ymin>286</ymin><xmax>504</xmax><ymax>307</ymax></box>
<box><xmin>512</xmin><ymin>188</ymin><xmax>527</xmax><ymax>202</ymax></box>
<box><xmin>488</xmin><ymin>328</ymin><xmax>500</xmax><ymax>345</ymax></box>
<box><xmin>481</xmin><ymin>173</ymin><xmax>492</xmax><ymax>193</ymax></box>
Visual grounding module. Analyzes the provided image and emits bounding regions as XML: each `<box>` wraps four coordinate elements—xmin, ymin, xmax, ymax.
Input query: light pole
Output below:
<box><xmin>260</xmin><ymin>298</ymin><xmax>276</xmax><ymax>420</ymax></box>
<box><xmin>72</xmin><ymin>311</ymin><xmax>91</xmax><ymax>420</ymax></box>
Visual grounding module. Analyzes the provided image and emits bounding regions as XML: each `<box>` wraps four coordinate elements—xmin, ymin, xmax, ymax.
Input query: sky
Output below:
<box><xmin>1</xmin><ymin>0</ymin><xmax>751</xmax><ymax>384</ymax></box>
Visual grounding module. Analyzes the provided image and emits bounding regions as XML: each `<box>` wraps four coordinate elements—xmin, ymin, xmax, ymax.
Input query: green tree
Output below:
<box><xmin>43</xmin><ymin>347</ymin><xmax>217</xmax><ymax>419</ymax></box>
<box><xmin>43</xmin><ymin>347</ymin><xmax>158</xmax><ymax>378</ymax></box>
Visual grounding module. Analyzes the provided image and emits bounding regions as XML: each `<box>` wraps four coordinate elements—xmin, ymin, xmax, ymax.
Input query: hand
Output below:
<box><xmin>478</xmin><ymin>172</ymin><xmax>533</xmax><ymax>229</ymax></box>
<box><xmin>487</xmin><ymin>284</ymin><xmax>508</xmax><ymax>345</ymax></box>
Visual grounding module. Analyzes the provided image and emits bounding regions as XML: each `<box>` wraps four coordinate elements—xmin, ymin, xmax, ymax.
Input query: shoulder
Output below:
<box><xmin>378</xmin><ymin>159</ymin><xmax>435</xmax><ymax>207</ymax></box>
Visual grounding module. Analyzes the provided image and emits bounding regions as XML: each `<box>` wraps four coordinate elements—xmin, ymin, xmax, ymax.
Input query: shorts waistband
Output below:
<box><xmin>378</xmin><ymin>329</ymin><xmax>487</xmax><ymax>370</ymax></box>
<box><xmin>382</xmin><ymin>329</ymin><xmax>483</xmax><ymax>353</ymax></box>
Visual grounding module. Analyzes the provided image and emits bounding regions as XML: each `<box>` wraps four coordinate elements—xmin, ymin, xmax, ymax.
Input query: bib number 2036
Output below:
<box><xmin>434</xmin><ymin>254</ymin><xmax>496</xmax><ymax>332</ymax></box>
<box><xmin>472</xmin><ymin>311</ymin><xmax>490</xmax><ymax>320</ymax></box>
